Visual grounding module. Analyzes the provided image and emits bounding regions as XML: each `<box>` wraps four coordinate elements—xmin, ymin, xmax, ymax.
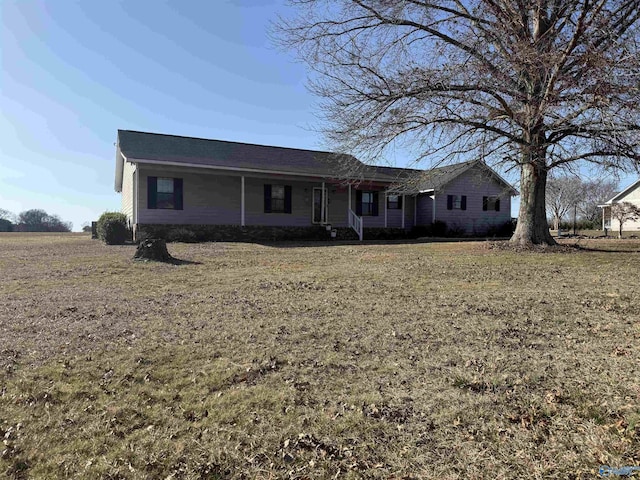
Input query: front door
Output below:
<box><xmin>312</xmin><ymin>187</ymin><xmax>328</xmax><ymax>224</ymax></box>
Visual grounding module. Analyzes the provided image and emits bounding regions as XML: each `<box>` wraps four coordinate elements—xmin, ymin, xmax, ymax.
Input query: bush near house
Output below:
<box><xmin>96</xmin><ymin>212</ymin><xmax>129</xmax><ymax>245</ymax></box>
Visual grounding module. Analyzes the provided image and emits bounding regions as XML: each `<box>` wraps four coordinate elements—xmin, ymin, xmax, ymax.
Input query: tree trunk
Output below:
<box><xmin>619</xmin><ymin>223</ymin><xmax>623</xmax><ymax>239</ymax></box>
<box><xmin>511</xmin><ymin>161</ymin><xmax>556</xmax><ymax>246</ymax></box>
<box><xmin>133</xmin><ymin>238</ymin><xmax>175</xmax><ymax>262</ymax></box>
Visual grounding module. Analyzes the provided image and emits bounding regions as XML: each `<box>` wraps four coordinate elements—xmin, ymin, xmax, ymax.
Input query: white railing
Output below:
<box><xmin>348</xmin><ymin>208</ymin><xmax>363</xmax><ymax>241</ymax></box>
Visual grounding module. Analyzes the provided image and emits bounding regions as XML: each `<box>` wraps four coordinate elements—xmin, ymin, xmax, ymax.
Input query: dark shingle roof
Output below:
<box><xmin>117</xmin><ymin>130</ymin><xmax>393</xmax><ymax>179</ymax></box>
<box><xmin>115</xmin><ymin>130</ymin><xmax>517</xmax><ymax>194</ymax></box>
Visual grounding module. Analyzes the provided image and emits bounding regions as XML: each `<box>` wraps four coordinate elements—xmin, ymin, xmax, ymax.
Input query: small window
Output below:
<box><xmin>362</xmin><ymin>192</ymin><xmax>375</xmax><ymax>216</ymax></box>
<box><xmin>148</xmin><ymin>177</ymin><xmax>183</xmax><ymax>210</ymax></box>
<box><xmin>483</xmin><ymin>196</ymin><xmax>501</xmax><ymax>212</ymax></box>
<box><xmin>447</xmin><ymin>195</ymin><xmax>466</xmax><ymax>210</ymax></box>
<box><xmin>271</xmin><ymin>185</ymin><xmax>286</xmax><ymax>213</ymax></box>
<box><xmin>387</xmin><ymin>194</ymin><xmax>402</xmax><ymax>210</ymax></box>
<box><xmin>264</xmin><ymin>184</ymin><xmax>292</xmax><ymax>213</ymax></box>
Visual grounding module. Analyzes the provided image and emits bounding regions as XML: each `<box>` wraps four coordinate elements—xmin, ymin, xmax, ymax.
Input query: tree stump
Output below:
<box><xmin>133</xmin><ymin>238</ymin><xmax>174</xmax><ymax>263</ymax></box>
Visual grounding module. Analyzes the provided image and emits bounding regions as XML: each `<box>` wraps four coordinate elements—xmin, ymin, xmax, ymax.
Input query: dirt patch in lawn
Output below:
<box><xmin>0</xmin><ymin>234</ymin><xmax>639</xmax><ymax>479</ymax></box>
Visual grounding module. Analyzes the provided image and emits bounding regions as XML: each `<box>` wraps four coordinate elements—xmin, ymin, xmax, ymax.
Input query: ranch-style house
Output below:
<box><xmin>114</xmin><ymin>130</ymin><xmax>518</xmax><ymax>241</ymax></box>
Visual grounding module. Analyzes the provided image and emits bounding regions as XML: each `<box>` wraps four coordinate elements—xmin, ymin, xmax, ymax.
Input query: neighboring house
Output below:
<box><xmin>599</xmin><ymin>179</ymin><xmax>640</xmax><ymax>232</ymax></box>
<box><xmin>114</xmin><ymin>130</ymin><xmax>518</xmax><ymax>241</ymax></box>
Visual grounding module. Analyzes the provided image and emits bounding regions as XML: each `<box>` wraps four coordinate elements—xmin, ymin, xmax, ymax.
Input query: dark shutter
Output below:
<box><xmin>174</xmin><ymin>178</ymin><xmax>183</xmax><ymax>210</ymax></box>
<box><xmin>447</xmin><ymin>195</ymin><xmax>453</xmax><ymax>210</ymax></box>
<box><xmin>284</xmin><ymin>185</ymin><xmax>292</xmax><ymax>214</ymax></box>
<box><xmin>372</xmin><ymin>192</ymin><xmax>379</xmax><ymax>216</ymax></box>
<box><xmin>398</xmin><ymin>195</ymin><xmax>403</xmax><ymax>209</ymax></box>
<box><xmin>148</xmin><ymin>176</ymin><xmax>158</xmax><ymax>209</ymax></box>
<box><xmin>356</xmin><ymin>190</ymin><xmax>363</xmax><ymax>215</ymax></box>
<box><xmin>264</xmin><ymin>184</ymin><xmax>272</xmax><ymax>213</ymax></box>
<box><xmin>483</xmin><ymin>197</ymin><xmax>488</xmax><ymax>211</ymax></box>
<box><xmin>495</xmin><ymin>198</ymin><xmax>501</xmax><ymax>211</ymax></box>
<box><xmin>461</xmin><ymin>196</ymin><xmax>467</xmax><ymax>211</ymax></box>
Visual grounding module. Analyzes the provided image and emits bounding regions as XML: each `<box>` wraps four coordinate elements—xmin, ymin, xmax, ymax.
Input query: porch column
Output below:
<box><xmin>401</xmin><ymin>194</ymin><xmax>405</xmax><ymax>229</ymax></box>
<box><xmin>321</xmin><ymin>181</ymin><xmax>326</xmax><ymax>224</ymax></box>
<box><xmin>384</xmin><ymin>192</ymin><xmax>388</xmax><ymax>228</ymax></box>
<box><xmin>241</xmin><ymin>176</ymin><xmax>245</xmax><ymax>227</ymax></box>
<box><xmin>432</xmin><ymin>195</ymin><xmax>436</xmax><ymax>223</ymax></box>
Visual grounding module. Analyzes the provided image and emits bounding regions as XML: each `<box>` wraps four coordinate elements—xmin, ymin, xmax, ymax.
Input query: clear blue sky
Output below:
<box><xmin>0</xmin><ymin>1</ymin><xmax>633</xmax><ymax>230</ymax></box>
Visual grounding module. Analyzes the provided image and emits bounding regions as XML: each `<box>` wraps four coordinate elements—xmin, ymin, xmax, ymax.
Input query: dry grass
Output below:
<box><xmin>0</xmin><ymin>233</ymin><xmax>639</xmax><ymax>479</ymax></box>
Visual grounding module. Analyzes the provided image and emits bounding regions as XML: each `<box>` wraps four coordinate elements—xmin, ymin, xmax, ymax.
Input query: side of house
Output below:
<box><xmin>601</xmin><ymin>179</ymin><xmax>640</xmax><ymax>232</ymax></box>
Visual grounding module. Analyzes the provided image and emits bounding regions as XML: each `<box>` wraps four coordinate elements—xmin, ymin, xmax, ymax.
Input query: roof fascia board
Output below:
<box><xmin>115</xmin><ymin>149</ymin><xmax>125</xmax><ymax>193</ymax></box>
<box><xmin>607</xmin><ymin>179</ymin><xmax>640</xmax><ymax>203</ymax></box>
<box><xmin>128</xmin><ymin>157</ymin><xmax>394</xmax><ymax>183</ymax></box>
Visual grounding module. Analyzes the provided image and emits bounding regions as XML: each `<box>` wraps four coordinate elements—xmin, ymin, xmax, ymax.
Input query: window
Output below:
<box><xmin>483</xmin><ymin>196</ymin><xmax>501</xmax><ymax>211</ymax></box>
<box><xmin>447</xmin><ymin>195</ymin><xmax>466</xmax><ymax>210</ymax></box>
<box><xmin>147</xmin><ymin>176</ymin><xmax>183</xmax><ymax>210</ymax></box>
<box><xmin>387</xmin><ymin>194</ymin><xmax>402</xmax><ymax>210</ymax></box>
<box><xmin>356</xmin><ymin>191</ymin><xmax>379</xmax><ymax>216</ymax></box>
<box><xmin>264</xmin><ymin>184</ymin><xmax>292</xmax><ymax>213</ymax></box>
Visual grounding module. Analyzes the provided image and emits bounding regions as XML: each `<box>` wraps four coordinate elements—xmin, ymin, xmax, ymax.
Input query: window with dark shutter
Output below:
<box><xmin>361</xmin><ymin>191</ymin><xmax>376</xmax><ymax>216</ymax></box>
<box><xmin>484</xmin><ymin>196</ymin><xmax>500</xmax><ymax>212</ymax></box>
<box><xmin>387</xmin><ymin>195</ymin><xmax>402</xmax><ymax>209</ymax></box>
<box><xmin>448</xmin><ymin>195</ymin><xmax>463</xmax><ymax>210</ymax></box>
<box><xmin>264</xmin><ymin>184</ymin><xmax>291</xmax><ymax>213</ymax></box>
<box><xmin>264</xmin><ymin>184</ymin><xmax>272</xmax><ymax>213</ymax></box>
<box><xmin>148</xmin><ymin>176</ymin><xmax>182</xmax><ymax>210</ymax></box>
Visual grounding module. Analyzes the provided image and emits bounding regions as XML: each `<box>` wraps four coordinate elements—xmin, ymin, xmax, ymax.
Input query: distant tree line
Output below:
<box><xmin>545</xmin><ymin>176</ymin><xmax>618</xmax><ymax>231</ymax></box>
<box><xmin>0</xmin><ymin>208</ymin><xmax>72</xmax><ymax>232</ymax></box>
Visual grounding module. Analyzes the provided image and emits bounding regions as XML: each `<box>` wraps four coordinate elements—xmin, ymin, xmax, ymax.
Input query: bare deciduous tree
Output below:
<box><xmin>611</xmin><ymin>201</ymin><xmax>640</xmax><ymax>238</ymax></box>
<box><xmin>276</xmin><ymin>0</ymin><xmax>640</xmax><ymax>245</ymax></box>
<box><xmin>545</xmin><ymin>176</ymin><xmax>583</xmax><ymax>230</ymax></box>
<box><xmin>578</xmin><ymin>179</ymin><xmax>618</xmax><ymax>224</ymax></box>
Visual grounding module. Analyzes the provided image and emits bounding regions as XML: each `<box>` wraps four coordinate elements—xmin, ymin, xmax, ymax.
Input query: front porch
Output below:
<box><xmin>133</xmin><ymin>164</ymin><xmax>429</xmax><ymax>241</ymax></box>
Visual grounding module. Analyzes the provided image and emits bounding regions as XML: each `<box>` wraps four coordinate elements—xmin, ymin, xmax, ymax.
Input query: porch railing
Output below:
<box><xmin>348</xmin><ymin>208</ymin><xmax>363</xmax><ymax>241</ymax></box>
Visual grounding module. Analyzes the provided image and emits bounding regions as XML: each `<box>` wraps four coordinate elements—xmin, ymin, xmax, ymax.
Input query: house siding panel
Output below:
<box><xmin>138</xmin><ymin>167</ymin><xmax>242</xmax><ymax>225</ymax></box>
<box><xmin>244</xmin><ymin>177</ymin><xmax>316</xmax><ymax>227</ymax></box>
<box><xmin>435</xmin><ymin>166</ymin><xmax>511</xmax><ymax>234</ymax></box>
<box><xmin>610</xmin><ymin>183</ymin><xmax>640</xmax><ymax>231</ymax></box>
<box><xmin>416</xmin><ymin>194</ymin><xmax>433</xmax><ymax>226</ymax></box>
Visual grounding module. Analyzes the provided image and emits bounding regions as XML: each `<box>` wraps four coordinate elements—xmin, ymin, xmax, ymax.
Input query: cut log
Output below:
<box><xmin>133</xmin><ymin>238</ymin><xmax>174</xmax><ymax>263</ymax></box>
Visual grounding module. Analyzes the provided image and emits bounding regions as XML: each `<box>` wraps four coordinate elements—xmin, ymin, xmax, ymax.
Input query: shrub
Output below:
<box><xmin>166</xmin><ymin>228</ymin><xmax>198</xmax><ymax>243</ymax></box>
<box><xmin>431</xmin><ymin>220</ymin><xmax>448</xmax><ymax>236</ymax></box>
<box><xmin>97</xmin><ymin>212</ymin><xmax>129</xmax><ymax>245</ymax></box>
<box><xmin>446</xmin><ymin>222</ymin><xmax>466</xmax><ymax>237</ymax></box>
<box><xmin>485</xmin><ymin>220</ymin><xmax>515</xmax><ymax>237</ymax></box>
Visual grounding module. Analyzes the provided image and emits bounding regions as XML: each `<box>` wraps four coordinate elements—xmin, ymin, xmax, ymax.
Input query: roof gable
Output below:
<box><xmin>606</xmin><ymin>178</ymin><xmax>640</xmax><ymax>203</ymax></box>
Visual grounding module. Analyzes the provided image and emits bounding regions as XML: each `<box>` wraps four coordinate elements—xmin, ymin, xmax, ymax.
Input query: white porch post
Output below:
<box><xmin>384</xmin><ymin>192</ymin><xmax>388</xmax><ymax>228</ymax></box>
<box><xmin>432</xmin><ymin>195</ymin><xmax>436</xmax><ymax>223</ymax></box>
<box><xmin>321</xmin><ymin>181</ymin><xmax>326</xmax><ymax>224</ymax></box>
<box><xmin>241</xmin><ymin>176</ymin><xmax>245</xmax><ymax>227</ymax></box>
<box><xmin>401</xmin><ymin>194</ymin><xmax>405</xmax><ymax>229</ymax></box>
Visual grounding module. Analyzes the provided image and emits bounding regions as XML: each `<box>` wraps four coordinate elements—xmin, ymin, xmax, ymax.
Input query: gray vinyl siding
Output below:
<box><xmin>435</xmin><ymin>166</ymin><xmax>511</xmax><ymax>233</ymax></box>
<box><xmin>135</xmin><ymin>166</ymin><xmax>353</xmax><ymax>227</ymax></box>
<box><xmin>138</xmin><ymin>167</ymin><xmax>242</xmax><ymax>225</ymax></box>
<box><xmin>244</xmin><ymin>177</ymin><xmax>316</xmax><ymax>227</ymax></box>
<box><xmin>416</xmin><ymin>194</ymin><xmax>433</xmax><ymax>226</ymax></box>
<box><xmin>386</xmin><ymin>195</ymin><xmax>415</xmax><ymax>229</ymax></box>
<box><xmin>121</xmin><ymin>161</ymin><xmax>135</xmax><ymax>224</ymax></box>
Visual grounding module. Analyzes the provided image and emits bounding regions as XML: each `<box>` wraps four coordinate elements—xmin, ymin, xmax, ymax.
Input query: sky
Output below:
<box><xmin>0</xmin><ymin>1</ymin><xmax>635</xmax><ymax>230</ymax></box>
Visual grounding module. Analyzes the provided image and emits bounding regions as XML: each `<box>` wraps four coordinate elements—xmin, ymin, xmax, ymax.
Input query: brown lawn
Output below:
<box><xmin>0</xmin><ymin>233</ymin><xmax>639</xmax><ymax>479</ymax></box>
